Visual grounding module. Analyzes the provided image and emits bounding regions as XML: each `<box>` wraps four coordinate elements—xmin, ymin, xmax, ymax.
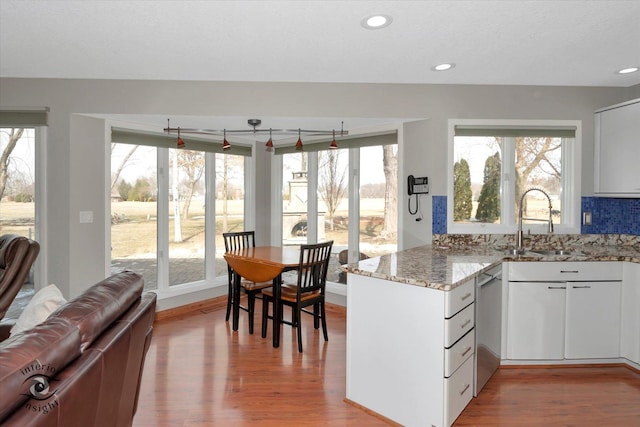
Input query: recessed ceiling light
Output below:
<box><xmin>431</xmin><ymin>63</ymin><xmax>456</xmax><ymax>71</ymax></box>
<box><xmin>361</xmin><ymin>14</ymin><xmax>393</xmax><ymax>30</ymax></box>
<box><xmin>617</xmin><ymin>67</ymin><xmax>639</xmax><ymax>74</ymax></box>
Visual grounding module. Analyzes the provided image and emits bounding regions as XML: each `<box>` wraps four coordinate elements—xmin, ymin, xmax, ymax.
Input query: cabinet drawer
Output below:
<box><xmin>444</xmin><ymin>329</ymin><xmax>475</xmax><ymax>377</ymax></box>
<box><xmin>445</xmin><ymin>279</ymin><xmax>475</xmax><ymax>318</ymax></box>
<box><xmin>444</xmin><ymin>303</ymin><xmax>474</xmax><ymax>348</ymax></box>
<box><xmin>444</xmin><ymin>355</ymin><xmax>474</xmax><ymax>427</ymax></box>
<box><xmin>509</xmin><ymin>261</ymin><xmax>622</xmax><ymax>282</ymax></box>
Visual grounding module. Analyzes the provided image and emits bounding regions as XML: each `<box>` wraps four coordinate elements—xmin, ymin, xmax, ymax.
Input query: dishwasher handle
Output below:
<box><xmin>477</xmin><ymin>270</ymin><xmax>502</xmax><ymax>288</ymax></box>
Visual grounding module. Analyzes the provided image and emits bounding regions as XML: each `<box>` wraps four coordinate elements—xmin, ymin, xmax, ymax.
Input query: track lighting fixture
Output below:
<box><xmin>222</xmin><ymin>129</ymin><xmax>231</xmax><ymax>150</ymax></box>
<box><xmin>176</xmin><ymin>127</ymin><xmax>185</xmax><ymax>149</ymax></box>
<box><xmin>265</xmin><ymin>128</ymin><xmax>274</xmax><ymax>151</ymax></box>
<box><xmin>295</xmin><ymin>129</ymin><xmax>303</xmax><ymax>151</ymax></box>
<box><xmin>164</xmin><ymin>118</ymin><xmax>347</xmax><ymax>151</ymax></box>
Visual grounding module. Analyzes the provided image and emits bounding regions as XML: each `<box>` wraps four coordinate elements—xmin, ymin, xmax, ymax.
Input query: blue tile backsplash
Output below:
<box><xmin>432</xmin><ymin>196</ymin><xmax>447</xmax><ymax>234</ymax></box>
<box><xmin>581</xmin><ymin>196</ymin><xmax>640</xmax><ymax>235</ymax></box>
<box><xmin>432</xmin><ymin>195</ymin><xmax>640</xmax><ymax>236</ymax></box>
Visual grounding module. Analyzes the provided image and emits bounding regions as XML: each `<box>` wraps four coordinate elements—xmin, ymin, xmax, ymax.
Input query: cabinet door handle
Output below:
<box><xmin>460</xmin><ymin>319</ymin><xmax>472</xmax><ymax>329</ymax></box>
<box><xmin>461</xmin><ymin>292</ymin><xmax>473</xmax><ymax>301</ymax></box>
<box><xmin>548</xmin><ymin>286</ymin><xmax>566</xmax><ymax>289</ymax></box>
<box><xmin>560</xmin><ymin>270</ymin><xmax>579</xmax><ymax>274</ymax></box>
<box><xmin>572</xmin><ymin>285</ymin><xmax>591</xmax><ymax>289</ymax></box>
<box><xmin>461</xmin><ymin>346</ymin><xmax>472</xmax><ymax>357</ymax></box>
<box><xmin>459</xmin><ymin>383</ymin><xmax>471</xmax><ymax>396</ymax></box>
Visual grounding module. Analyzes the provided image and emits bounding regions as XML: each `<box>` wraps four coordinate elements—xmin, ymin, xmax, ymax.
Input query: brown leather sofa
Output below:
<box><xmin>0</xmin><ymin>234</ymin><xmax>40</xmax><ymax>321</ymax></box>
<box><xmin>0</xmin><ymin>271</ymin><xmax>156</xmax><ymax>426</ymax></box>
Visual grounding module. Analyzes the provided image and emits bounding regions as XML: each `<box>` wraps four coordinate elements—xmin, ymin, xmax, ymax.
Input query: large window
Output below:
<box><xmin>448</xmin><ymin>120</ymin><xmax>581</xmax><ymax>234</ymax></box>
<box><xmin>110</xmin><ymin>128</ymin><xmax>248</xmax><ymax>293</ymax></box>
<box><xmin>110</xmin><ymin>144</ymin><xmax>158</xmax><ymax>289</ymax></box>
<box><xmin>275</xmin><ymin>134</ymin><xmax>398</xmax><ymax>285</ymax></box>
<box><xmin>0</xmin><ymin>127</ymin><xmax>40</xmax><ymax>294</ymax></box>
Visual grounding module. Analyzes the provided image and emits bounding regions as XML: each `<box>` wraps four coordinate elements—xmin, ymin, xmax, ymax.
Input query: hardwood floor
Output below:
<box><xmin>134</xmin><ymin>296</ymin><xmax>640</xmax><ymax>426</ymax></box>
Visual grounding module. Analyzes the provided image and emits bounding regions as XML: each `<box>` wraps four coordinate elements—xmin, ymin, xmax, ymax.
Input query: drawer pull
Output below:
<box><xmin>548</xmin><ymin>286</ymin><xmax>566</xmax><ymax>289</ymax></box>
<box><xmin>560</xmin><ymin>270</ymin><xmax>579</xmax><ymax>274</ymax></box>
<box><xmin>459</xmin><ymin>383</ymin><xmax>470</xmax><ymax>396</ymax></box>
<box><xmin>461</xmin><ymin>346</ymin><xmax>472</xmax><ymax>357</ymax></box>
<box><xmin>572</xmin><ymin>285</ymin><xmax>591</xmax><ymax>289</ymax></box>
<box><xmin>461</xmin><ymin>292</ymin><xmax>473</xmax><ymax>301</ymax></box>
<box><xmin>460</xmin><ymin>319</ymin><xmax>471</xmax><ymax>329</ymax></box>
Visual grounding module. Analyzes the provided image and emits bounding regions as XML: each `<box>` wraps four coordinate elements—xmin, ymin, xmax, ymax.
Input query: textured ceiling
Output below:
<box><xmin>1</xmin><ymin>0</ymin><xmax>639</xmax><ymax>87</ymax></box>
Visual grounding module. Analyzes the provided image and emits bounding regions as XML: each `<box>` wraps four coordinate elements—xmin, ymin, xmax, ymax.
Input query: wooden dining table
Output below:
<box><xmin>223</xmin><ymin>246</ymin><xmax>301</xmax><ymax>348</ymax></box>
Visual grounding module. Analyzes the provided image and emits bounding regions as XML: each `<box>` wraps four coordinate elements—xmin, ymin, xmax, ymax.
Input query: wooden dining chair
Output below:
<box><xmin>223</xmin><ymin>231</ymin><xmax>272</xmax><ymax>334</ymax></box>
<box><xmin>261</xmin><ymin>240</ymin><xmax>333</xmax><ymax>352</ymax></box>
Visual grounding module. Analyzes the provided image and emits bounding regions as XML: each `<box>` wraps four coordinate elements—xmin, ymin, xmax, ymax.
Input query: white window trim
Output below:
<box><xmin>447</xmin><ymin>119</ymin><xmax>581</xmax><ymax>235</ymax></box>
<box><xmin>106</xmin><ymin>121</ymin><xmax>254</xmax><ymax>300</ymax></box>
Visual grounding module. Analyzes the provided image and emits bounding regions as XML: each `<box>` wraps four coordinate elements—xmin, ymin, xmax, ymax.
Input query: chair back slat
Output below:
<box><xmin>223</xmin><ymin>231</ymin><xmax>256</xmax><ymax>252</ymax></box>
<box><xmin>223</xmin><ymin>231</ymin><xmax>256</xmax><ymax>282</ymax></box>
<box><xmin>296</xmin><ymin>241</ymin><xmax>333</xmax><ymax>297</ymax></box>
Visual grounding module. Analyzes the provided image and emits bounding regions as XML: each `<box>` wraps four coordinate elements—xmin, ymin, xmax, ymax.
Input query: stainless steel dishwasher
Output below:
<box><xmin>474</xmin><ymin>265</ymin><xmax>502</xmax><ymax>396</ymax></box>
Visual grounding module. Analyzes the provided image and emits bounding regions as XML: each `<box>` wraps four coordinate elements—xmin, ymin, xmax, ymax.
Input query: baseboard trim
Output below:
<box><xmin>343</xmin><ymin>398</ymin><xmax>402</xmax><ymax>427</ymax></box>
<box><xmin>499</xmin><ymin>362</ymin><xmax>640</xmax><ymax>374</ymax></box>
<box><xmin>155</xmin><ymin>295</ymin><xmax>346</xmax><ymax>322</ymax></box>
<box><xmin>155</xmin><ymin>296</ymin><xmax>227</xmax><ymax>322</ymax></box>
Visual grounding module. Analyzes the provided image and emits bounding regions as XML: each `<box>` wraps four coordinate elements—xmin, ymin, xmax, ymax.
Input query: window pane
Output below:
<box><xmin>282</xmin><ymin>152</ymin><xmax>308</xmax><ymax>245</ymax></box>
<box><xmin>453</xmin><ymin>136</ymin><xmax>502</xmax><ymax>225</ymax></box>
<box><xmin>0</xmin><ymin>128</ymin><xmax>36</xmax><ymax>306</ymax></box>
<box><xmin>0</xmin><ymin>128</ymin><xmax>35</xmax><ymax>237</ymax></box>
<box><xmin>318</xmin><ymin>148</ymin><xmax>349</xmax><ymax>283</ymax></box>
<box><xmin>359</xmin><ymin>145</ymin><xmax>397</xmax><ymax>258</ymax></box>
<box><xmin>214</xmin><ymin>153</ymin><xmax>245</xmax><ymax>276</ymax></box>
<box><xmin>110</xmin><ymin>144</ymin><xmax>158</xmax><ymax>290</ymax></box>
<box><xmin>168</xmin><ymin>148</ymin><xmax>206</xmax><ymax>286</ymax></box>
<box><xmin>516</xmin><ymin>137</ymin><xmax>562</xmax><ymax>226</ymax></box>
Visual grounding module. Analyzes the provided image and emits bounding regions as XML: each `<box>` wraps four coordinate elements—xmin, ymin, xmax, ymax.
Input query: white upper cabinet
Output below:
<box><xmin>594</xmin><ymin>99</ymin><xmax>640</xmax><ymax>196</ymax></box>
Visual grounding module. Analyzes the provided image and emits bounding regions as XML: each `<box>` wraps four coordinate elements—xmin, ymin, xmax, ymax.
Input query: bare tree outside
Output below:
<box><xmin>177</xmin><ymin>149</ymin><xmax>205</xmax><ymax>220</ymax></box>
<box><xmin>381</xmin><ymin>145</ymin><xmax>398</xmax><ymax>239</ymax></box>
<box><xmin>514</xmin><ymin>136</ymin><xmax>561</xmax><ymax>215</ymax></box>
<box><xmin>110</xmin><ymin>144</ymin><xmax>138</xmax><ymax>191</ymax></box>
<box><xmin>453</xmin><ymin>135</ymin><xmax>563</xmax><ymax>224</ymax></box>
<box><xmin>318</xmin><ymin>149</ymin><xmax>347</xmax><ymax>231</ymax></box>
<box><xmin>0</xmin><ymin>128</ymin><xmax>24</xmax><ymax>200</ymax></box>
<box><xmin>215</xmin><ymin>153</ymin><xmax>245</xmax><ymax>233</ymax></box>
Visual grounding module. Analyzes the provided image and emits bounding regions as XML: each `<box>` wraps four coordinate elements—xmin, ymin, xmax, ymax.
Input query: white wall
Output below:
<box><xmin>0</xmin><ymin>78</ymin><xmax>636</xmax><ymax>297</ymax></box>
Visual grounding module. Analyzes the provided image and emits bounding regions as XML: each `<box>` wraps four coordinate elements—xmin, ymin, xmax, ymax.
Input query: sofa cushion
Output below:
<box><xmin>49</xmin><ymin>271</ymin><xmax>143</xmax><ymax>351</ymax></box>
<box><xmin>10</xmin><ymin>284</ymin><xmax>67</xmax><ymax>336</ymax></box>
<box><xmin>0</xmin><ymin>316</ymin><xmax>81</xmax><ymax>422</ymax></box>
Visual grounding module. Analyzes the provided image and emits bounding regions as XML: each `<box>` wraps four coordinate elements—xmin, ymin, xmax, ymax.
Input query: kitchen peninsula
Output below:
<box><xmin>343</xmin><ymin>240</ymin><xmax>640</xmax><ymax>427</ymax></box>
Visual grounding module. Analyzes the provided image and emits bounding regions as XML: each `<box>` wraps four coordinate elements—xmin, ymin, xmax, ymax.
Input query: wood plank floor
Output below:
<box><xmin>134</xmin><ymin>296</ymin><xmax>640</xmax><ymax>426</ymax></box>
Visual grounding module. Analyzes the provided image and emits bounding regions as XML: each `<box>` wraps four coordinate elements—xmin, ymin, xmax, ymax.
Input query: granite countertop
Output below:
<box><xmin>342</xmin><ymin>243</ymin><xmax>640</xmax><ymax>291</ymax></box>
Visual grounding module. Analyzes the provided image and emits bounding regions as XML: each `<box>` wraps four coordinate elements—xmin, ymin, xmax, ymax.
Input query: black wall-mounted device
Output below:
<box><xmin>408</xmin><ymin>175</ymin><xmax>429</xmax><ymax>195</ymax></box>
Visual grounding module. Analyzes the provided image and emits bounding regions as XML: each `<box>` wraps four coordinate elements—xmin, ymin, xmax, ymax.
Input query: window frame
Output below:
<box><xmin>108</xmin><ymin>124</ymin><xmax>255</xmax><ymax>300</ymax></box>
<box><xmin>446</xmin><ymin>119</ymin><xmax>581</xmax><ymax>235</ymax></box>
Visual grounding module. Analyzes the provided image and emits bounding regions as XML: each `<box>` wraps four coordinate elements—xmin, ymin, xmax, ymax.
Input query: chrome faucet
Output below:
<box><xmin>516</xmin><ymin>187</ymin><xmax>554</xmax><ymax>254</ymax></box>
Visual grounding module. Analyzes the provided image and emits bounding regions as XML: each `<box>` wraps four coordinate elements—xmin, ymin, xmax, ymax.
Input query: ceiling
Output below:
<box><xmin>1</xmin><ymin>0</ymin><xmax>639</xmax><ymax>140</ymax></box>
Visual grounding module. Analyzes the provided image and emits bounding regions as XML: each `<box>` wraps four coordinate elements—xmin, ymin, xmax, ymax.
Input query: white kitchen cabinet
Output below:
<box><xmin>565</xmin><ymin>281</ymin><xmax>622</xmax><ymax>359</ymax></box>
<box><xmin>346</xmin><ymin>273</ymin><xmax>475</xmax><ymax>427</ymax></box>
<box><xmin>507</xmin><ymin>281</ymin><xmax>566</xmax><ymax>360</ymax></box>
<box><xmin>594</xmin><ymin>98</ymin><xmax>640</xmax><ymax>196</ymax></box>
<box><xmin>621</xmin><ymin>262</ymin><xmax>640</xmax><ymax>365</ymax></box>
<box><xmin>507</xmin><ymin>262</ymin><xmax>623</xmax><ymax>361</ymax></box>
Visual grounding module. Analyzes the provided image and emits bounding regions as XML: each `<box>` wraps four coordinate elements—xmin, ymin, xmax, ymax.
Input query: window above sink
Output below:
<box><xmin>447</xmin><ymin>119</ymin><xmax>582</xmax><ymax>235</ymax></box>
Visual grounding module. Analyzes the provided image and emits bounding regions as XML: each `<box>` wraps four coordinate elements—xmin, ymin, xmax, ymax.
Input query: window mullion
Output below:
<box><xmin>156</xmin><ymin>148</ymin><xmax>169</xmax><ymax>291</ymax></box>
<box><xmin>307</xmin><ymin>152</ymin><xmax>319</xmax><ymax>243</ymax></box>
<box><xmin>347</xmin><ymin>147</ymin><xmax>360</xmax><ymax>262</ymax></box>
<box><xmin>205</xmin><ymin>152</ymin><xmax>215</xmax><ymax>279</ymax></box>
<box><xmin>502</xmin><ymin>137</ymin><xmax>516</xmax><ymax>228</ymax></box>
